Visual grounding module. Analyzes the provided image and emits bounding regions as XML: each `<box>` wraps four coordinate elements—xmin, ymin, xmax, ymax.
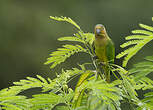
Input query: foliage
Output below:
<box><xmin>0</xmin><ymin>16</ymin><xmax>153</xmax><ymax>110</ymax></box>
<box><xmin>44</xmin><ymin>44</ymin><xmax>86</xmax><ymax>68</ymax></box>
<box><xmin>116</xmin><ymin>19</ymin><xmax>153</xmax><ymax>67</ymax></box>
<box><xmin>129</xmin><ymin>55</ymin><xmax>153</xmax><ymax>81</ymax></box>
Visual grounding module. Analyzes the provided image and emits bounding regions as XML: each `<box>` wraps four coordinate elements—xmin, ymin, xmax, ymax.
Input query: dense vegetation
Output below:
<box><xmin>0</xmin><ymin>16</ymin><xmax>153</xmax><ymax>110</ymax></box>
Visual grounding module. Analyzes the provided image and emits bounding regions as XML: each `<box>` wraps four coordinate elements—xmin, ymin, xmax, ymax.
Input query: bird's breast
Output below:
<box><xmin>94</xmin><ymin>38</ymin><xmax>108</xmax><ymax>62</ymax></box>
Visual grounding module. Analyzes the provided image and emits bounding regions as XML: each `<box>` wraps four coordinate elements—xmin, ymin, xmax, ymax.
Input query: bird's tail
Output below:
<box><xmin>103</xmin><ymin>65</ymin><xmax>110</xmax><ymax>83</ymax></box>
<box><xmin>97</xmin><ymin>62</ymin><xmax>110</xmax><ymax>83</ymax></box>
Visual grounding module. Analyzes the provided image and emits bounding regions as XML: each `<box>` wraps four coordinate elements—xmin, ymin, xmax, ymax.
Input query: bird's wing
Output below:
<box><xmin>106</xmin><ymin>39</ymin><xmax>115</xmax><ymax>63</ymax></box>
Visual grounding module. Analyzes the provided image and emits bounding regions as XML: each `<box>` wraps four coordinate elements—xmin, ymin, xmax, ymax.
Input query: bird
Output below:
<box><xmin>94</xmin><ymin>24</ymin><xmax>115</xmax><ymax>83</ymax></box>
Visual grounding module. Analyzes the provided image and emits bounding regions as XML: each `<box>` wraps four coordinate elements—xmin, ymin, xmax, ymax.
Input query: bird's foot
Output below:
<box><xmin>99</xmin><ymin>62</ymin><xmax>106</xmax><ymax>66</ymax></box>
<box><xmin>93</xmin><ymin>56</ymin><xmax>98</xmax><ymax>60</ymax></box>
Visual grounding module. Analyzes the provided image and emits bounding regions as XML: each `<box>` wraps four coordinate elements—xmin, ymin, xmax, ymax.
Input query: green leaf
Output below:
<box><xmin>86</xmin><ymin>80</ymin><xmax>123</xmax><ymax>110</ymax></box>
<box><xmin>83</xmin><ymin>33</ymin><xmax>95</xmax><ymax>45</ymax></box>
<box><xmin>73</xmin><ymin>71</ymin><xmax>94</xmax><ymax>108</ymax></box>
<box><xmin>120</xmin><ymin>40</ymin><xmax>141</xmax><ymax>48</ymax></box>
<box><xmin>125</xmin><ymin>35</ymin><xmax>147</xmax><ymax>40</ymax></box>
<box><xmin>30</xmin><ymin>92</ymin><xmax>63</xmax><ymax>105</ymax></box>
<box><xmin>50</xmin><ymin>16</ymin><xmax>81</xmax><ymax>30</ymax></box>
<box><xmin>0</xmin><ymin>94</ymin><xmax>30</xmax><ymax>110</ymax></box>
<box><xmin>116</xmin><ymin>47</ymin><xmax>134</xmax><ymax>58</ymax></box>
<box><xmin>58</xmin><ymin>36</ymin><xmax>85</xmax><ymax>43</ymax></box>
<box><xmin>45</xmin><ymin>44</ymin><xmax>86</xmax><ymax>68</ymax></box>
<box><xmin>138</xmin><ymin>91</ymin><xmax>153</xmax><ymax>109</ymax></box>
<box><xmin>145</xmin><ymin>55</ymin><xmax>153</xmax><ymax>61</ymax></box>
<box><xmin>76</xmin><ymin>71</ymin><xmax>93</xmax><ymax>87</ymax></box>
<box><xmin>57</xmin><ymin>32</ymin><xmax>94</xmax><ymax>46</ymax></box>
<box><xmin>116</xmin><ymin>19</ymin><xmax>153</xmax><ymax>67</ymax></box>
<box><xmin>132</xmin><ymin>30</ymin><xmax>153</xmax><ymax>35</ymax></box>
<box><xmin>111</xmin><ymin>65</ymin><xmax>138</xmax><ymax>100</ymax></box>
<box><xmin>54</xmin><ymin>106</ymin><xmax>70</xmax><ymax>110</ymax></box>
<box><xmin>29</xmin><ymin>92</ymin><xmax>67</xmax><ymax>110</ymax></box>
<box><xmin>1</xmin><ymin>103</ymin><xmax>22</xmax><ymax>110</ymax></box>
<box><xmin>139</xmin><ymin>23</ymin><xmax>153</xmax><ymax>32</ymax></box>
<box><xmin>129</xmin><ymin>56</ymin><xmax>153</xmax><ymax>81</ymax></box>
<box><xmin>134</xmin><ymin>77</ymin><xmax>153</xmax><ymax>90</ymax></box>
<box><xmin>13</xmin><ymin>75</ymin><xmax>55</xmax><ymax>92</ymax></box>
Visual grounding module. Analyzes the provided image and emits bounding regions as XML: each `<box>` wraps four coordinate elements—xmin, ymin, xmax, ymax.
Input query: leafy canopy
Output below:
<box><xmin>0</xmin><ymin>16</ymin><xmax>153</xmax><ymax>110</ymax></box>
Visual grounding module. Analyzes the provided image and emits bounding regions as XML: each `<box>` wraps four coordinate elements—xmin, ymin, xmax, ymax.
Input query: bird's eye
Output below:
<box><xmin>101</xmin><ymin>27</ymin><xmax>104</xmax><ymax>30</ymax></box>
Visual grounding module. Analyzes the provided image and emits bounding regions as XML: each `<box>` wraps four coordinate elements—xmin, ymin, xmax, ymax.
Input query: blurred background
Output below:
<box><xmin>0</xmin><ymin>0</ymin><xmax>153</xmax><ymax>92</ymax></box>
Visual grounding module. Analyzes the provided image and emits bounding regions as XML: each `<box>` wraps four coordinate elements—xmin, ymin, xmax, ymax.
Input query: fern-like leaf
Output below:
<box><xmin>58</xmin><ymin>32</ymin><xmax>94</xmax><ymax>46</ymax></box>
<box><xmin>0</xmin><ymin>90</ymin><xmax>30</xmax><ymax>110</ymax></box>
<box><xmin>83</xmin><ymin>33</ymin><xmax>95</xmax><ymax>45</ymax></box>
<box><xmin>45</xmin><ymin>44</ymin><xmax>86</xmax><ymax>68</ymax></box>
<box><xmin>134</xmin><ymin>77</ymin><xmax>153</xmax><ymax>90</ymax></box>
<box><xmin>145</xmin><ymin>55</ymin><xmax>153</xmax><ymax>61</ymax></box>
<box><xmin>73</xmin><ymin>70</ymin><xmax>94</xmax><ymax>108</ymax></box>
<box><xmin>29</xmin><ymin>92</ymin><xmax>64</xmax><ymax>110</ymax></box>
<box><xmin>13</xmin><ymin>75</ymin><xmax>55</xmax><ymax>92</ymax></box>
<box><xmin>87</xmin><ymin>80</ymin><xmax>123</xmax><ymax>110</ymax></box>
<box><xmin>116</xmin><ymin>20</ymin><xmax>153</xmax><ymax>67</ymax></box>
<box><xmin>137</xmin><ymin>92</ymin><xmax>153</xmax><ymax>110</ymax></box>
<box><xmin>0</xmin><ymin>73</ymin><xmax>77</xmax><ymax>110</ymax></box>
<box><xmin>131</xmin><ymin>30</ymin><xmax>153</xmax><ymax>35</ymax></box>
<box><xmin>139</xmin><ymin>23</ymin><xmax>153</xmax><ymax>32</ymax></box>
<box><xmin>111</xmin><ymin>64</ymin><xmax>138</xmax><ymax>100</ymax></box>
<box><xmin>58</xmin><ymin>36</ymin><xmax>85</xmax><ymax>43</ymax></box>
<box><xmin>50</xmin><ymin>16</ymin><xmax>81</xmax><ymax>30</ymax></box>
<box><xmin>129</xmin><ymin>55</ymin><xmax>153</xmax><ymax>81</ymax></box>
<box><xmin>0</xmin><ymin>76</ymin><xmax>53</xmax><ymax>109</ymax></box>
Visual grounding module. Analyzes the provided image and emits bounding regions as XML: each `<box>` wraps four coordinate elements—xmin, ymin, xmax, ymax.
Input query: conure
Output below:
<box><xmin>94</xmin><ymin>24</ymin><xmax>115</xmax><ymax>83</ymax></box>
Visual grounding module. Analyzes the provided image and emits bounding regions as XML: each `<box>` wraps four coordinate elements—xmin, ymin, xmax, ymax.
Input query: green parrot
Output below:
<box><xmin>94</xmin><ymin>24</ymin><xmax>115</xmax><ymax>83</ymax></box>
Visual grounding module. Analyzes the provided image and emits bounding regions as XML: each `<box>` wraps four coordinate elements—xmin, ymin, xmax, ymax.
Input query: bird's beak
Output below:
<box><xmin>96</xmin><ymin>29</ymin><xmax>101</xmax><ymax>35</ymax></box>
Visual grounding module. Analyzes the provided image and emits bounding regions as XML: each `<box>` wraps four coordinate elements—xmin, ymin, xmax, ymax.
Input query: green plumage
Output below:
<box><xmin>94</xmin><ymin>24</ymin><xmax>115</xmax><ymax>82</ymax></box>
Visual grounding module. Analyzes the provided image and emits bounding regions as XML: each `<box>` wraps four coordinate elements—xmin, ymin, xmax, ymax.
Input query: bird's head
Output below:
<box><xmin>95</xmin><ymin>24</ymin><xmax>106</xmax><ymax>37</ymax></box>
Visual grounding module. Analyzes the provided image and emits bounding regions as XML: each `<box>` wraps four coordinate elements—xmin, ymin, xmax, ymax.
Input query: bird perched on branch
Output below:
<box><xmin>94</xmin><ymin>24</ymin><xmax>115</xmax><ymax>83</ymax></box>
